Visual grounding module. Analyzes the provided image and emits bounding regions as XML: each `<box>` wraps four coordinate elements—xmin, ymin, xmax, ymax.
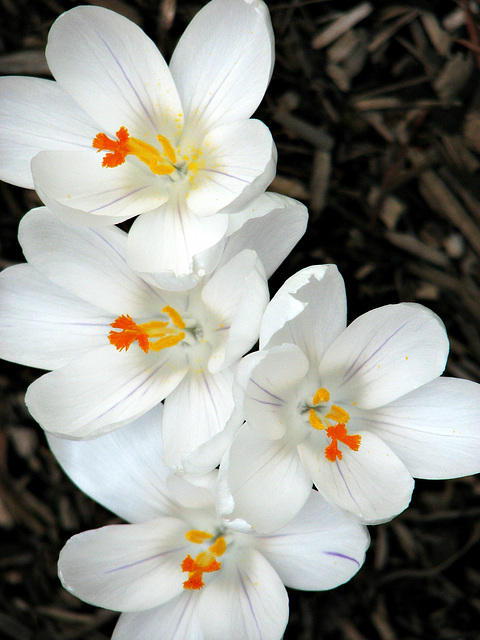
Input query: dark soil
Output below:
<box><xmin>1</xmin><ymin>1</ymin><xmax>480</xmax><ymax>639</ymax></box>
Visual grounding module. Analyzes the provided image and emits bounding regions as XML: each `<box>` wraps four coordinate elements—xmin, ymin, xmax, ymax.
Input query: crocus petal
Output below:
<box><xmin>18</xmin><ymin>208</ymin><xmax>167</xmax><ymax>316</ymax></box>
<box><xmin>298</xmin><ymin>431</ymin><xmax>414</xmax><ymax>524</ymax></box>
<box><xmin>112</xmin><ymin>593</ymin><xmax>201</xmax><ymax>640</ymax></box>
<box><xmin>32</xmin><ymin>151</ymin><xmax>166</xmax><ymax>221</ymax></box>
<box><xmin>225</xmin><ymin>424</ymin><xmax>312</xmax><ymax>533</ymax></box>
<box><xmin>222</xmin><ymin>192</ymin><xmax>308</xmax><ymax>279</ymax></box>
<box><xmin>186</xmin><ymin>120</ymin><xmax>276</xmax><ymax>216</ymax></box>
<box><xmin>170</xmin><ymin>0</ymin><xmax>274</xmax><ymax>132</ymax></box>
<box><xmin>260</xmin><ymin>264</ymin><xmax>347</xmax><ymax>358</ymax></box>
<box><xmin>182</xmin><ymin>407</ymin><xmax>245</xmax><ymax>476</ymax></box>
<box><xmin>359</xmin><ymin>377</ymin><xmax>480</xmax><ymax>479</ymax></box>
<box><xmin>242</xmin><ymin>344</ymin><xmax>310</xmax><ymax>440</ymax></box>
<box><xmin>0</xmin><ymin>264</ymin><xmax>110</xmax><ymax>369</ymax></box>
<box><xmin>202</xmin><ymin>250</ymin><xmax>268</xmax><ymax>372</ymax></box>
<box><xmin>46</xmin><ymin>6</ymin><xmax>183</xmax><ymax>137</ymax></box>
<box><xmin>320</xmin><ymin>303</ymin><xmax>449</xmax><ymax>410</ymax></box>
<box><xmin>126</xmin><ymin>200</ymin><xmax>229</xmax><ymax>278</ymax></box>
<box><xmin>0</xmin><ymin>76</ymin><xmax>98</xmax><ymax>188</ymax></box>
<box><xmin>162</xmin><ymin>368</ymin><xmax>235</xmax><ymax>471</ymax></box>
<box><xmin>25</xmin><ymin>345</ymin><xmax>188</xmax><ymax>438</ymax></box>
<box><xmin>197</xmin><ymin>547</ymin><xmax>288</xmax><ymax>640</ymax></box>
<box><xmin>256</xmin><ymin>490</ymin><xmax>369</xmax><ymax>591</ymax></box>
<box><xmin>58</xmin><ymin>518</ymin><xmax>188</xmax><ymax>611</ymax></box>
<box><xmin>47</xmin><ymin>405</ymin><xmax>176</xmax><ymax>523</ymax></box>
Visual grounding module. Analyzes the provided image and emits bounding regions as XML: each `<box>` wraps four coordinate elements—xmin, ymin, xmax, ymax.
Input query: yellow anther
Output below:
<box><xmin>156</xmin><ymin>134</ymin><xmax>177</xmax><ymax>165</ymax></box>
<box><xmin>313</xmin><ymin>388</ymin><xmax>330</xmax><ymax>404</ymax></box>
<box><xmin>309</xmin><ymin>408</ymin><xmax>326</xmax><ymax>431</ymax></box>
<box><xmin>185</xmin><ymin>530</ymin><xmax>213</xmax><ymax>544</ymax></box>
<box><xmin>325</xmin><ymin>405</ymin><xmax>350</xmax><ymax>424</ymax></box>
<box><xmin>162</xmin><ymin>305</ymin><xmax>186</xmax><ymax>329</ymax></box>
<box><xmin>209</xmin><ymin>537</ymin><xmax>226</xmax><ymax>557</ymax></box>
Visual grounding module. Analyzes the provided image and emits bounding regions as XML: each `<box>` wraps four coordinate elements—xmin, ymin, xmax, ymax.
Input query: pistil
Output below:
<box><xmin>108</xmin><ymin>306</ymin><xmax>186</xmax><ymax>353</ymax></box>
<box><xmin>308</xmin><ymin>387</ymin><xmax>361</xmax><ymax>461</ymax></box>
<box><xmin>181</xmin><ymin>529</ymin><xmax>226</xmax><ymax>590</ymax></box>
<box><xmin>93</xmin><ymin>126</ymin><xmax>177</xmax><ymax>176</ymax></box>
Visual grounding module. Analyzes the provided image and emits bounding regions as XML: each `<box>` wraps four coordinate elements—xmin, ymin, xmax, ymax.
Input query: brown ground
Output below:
<box><xmin>1</xmin><ymin>1</ymin><xmax>480</xmax><ymax>638</ymax></box>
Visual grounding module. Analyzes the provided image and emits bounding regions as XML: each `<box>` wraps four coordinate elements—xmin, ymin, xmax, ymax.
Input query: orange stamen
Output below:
<box><xmin>108</xmin><ymin>310</ymin><xmax>186</xmax><ymax>353</ymax></box>
<box><xmin>324</xmin><ymin>423</ymin><xmax>361</xmax><ymax>462</ymax></box>
<box><xmin>93</xmin><ymin>126</ymin><xmax>176</xmax><ymax>176</ymax></box>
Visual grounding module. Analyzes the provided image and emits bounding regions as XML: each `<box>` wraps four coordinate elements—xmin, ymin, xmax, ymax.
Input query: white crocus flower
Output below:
<box><xmin>223</xmin><ymin>264</ymin><xmax>480</xmax><ymax>530</ymax></box>
<box><xmin>0</xmin><ymin>0</ymin><xmax>276</xmax><ymax>284</ymax></box>
<box><xmin>48</xmin><ymin>406</ymin><xmax>369</xmax><ymax>640</ymax></box>
<box><xmin>0</xmin><ymin>199</ymin><xmax>308</xmax><ymax>468</ymax></box>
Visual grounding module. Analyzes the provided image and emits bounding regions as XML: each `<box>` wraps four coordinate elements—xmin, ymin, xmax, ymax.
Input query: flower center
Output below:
<box><xmin>92</xmin><ymin>126</ymin><xmax>201</xmax><ymax>179</ymax></box>
<box><xmin>308</xmin><ymin>387</ymin><xmax>361</xmax><ymax>462</ymax></box>
<box><xmin>108</xmin><ymin>305</ymin><xmax>186</xmax><ymax>353</ymax></box>
<box><xmin>181</xmin><ymin>529</ymin><xmax>226</xmax><ymax>590</ymax></box>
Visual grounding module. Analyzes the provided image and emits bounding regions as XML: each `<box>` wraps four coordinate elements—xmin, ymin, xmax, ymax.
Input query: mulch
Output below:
<box><xmin>1</xmin><ymin>1</ymin><xmax>479</xmax><ymax>638</ymax></box>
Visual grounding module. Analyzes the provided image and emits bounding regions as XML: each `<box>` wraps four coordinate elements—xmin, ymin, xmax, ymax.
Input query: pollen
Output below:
<box><xmin>108</xmin><ymin>308</ymin><xmax>186</xmax><ymax>353</ymax></box>
<box><xmin>324</xmin><ymin>423</ymin><xmax>361</xmax><ymax>462</ymax></box>
<box><xmin>181</xmin><ymin>532</ymin><xmax>226</xmax><ymax>590</ymax></box>
<box><xmin>93</xmin><ymin>126</ymin><xmax>176</xmax><ymax>176</ymax></box>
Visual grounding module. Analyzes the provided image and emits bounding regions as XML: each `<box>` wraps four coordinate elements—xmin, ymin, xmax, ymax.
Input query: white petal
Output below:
<box><xmin>256</xmin><ymin>490</ymin><xmax>369</xmax><ymax>590</ymax></box>
<box><xmin>320</xmin><ymin>303</ymin><xmax>449</xmax><ymax>410</ymax></box>
<box><xmin>222</xmin><ymin>192</ymin><xmax>308</xmax><ymax>279</ymax></box>
<box><xmin>225</xmin><ymin>424</ymin><xmax>312</xmax><ymax>533</ymax></box>
<box><xmin>186</xmin><ymin>120</ymin><xmax>276</xmax><ymax>216</ymax></box>
<box><xmin>46</xmin><ymin>405</ymin><xmax>177</xmax><ymax>523</ymax></box>
<box><xmin>112</xmin><ymin>593</ymin><xmax>201</xmax><ymax>640</ymax></box>
<box><xmin>202</xmin><ymin>250</ymin><xmax>268</xmax><ymax>372</ymax></box>
<box><xmin>26</xmin><ymin>345</ymin><xmax>188</xmax><ymax>438</ymax></box>
<box><xmin>18</xmin><ymin>208</ymin><xmax>166</xmax><ymax>316</ymax></box>
<box><xmin>182</xmin><ymin>407</ymin><xmax>245</xmax><ymax>475</ymax></box>
<box><xmin>46</xmin><ymin>6</ymin><xmax>182</xmax><ymax>137</ymax></box>
<box><xmin>170</xmin><ymin>0</ymin><xmax>274</xmax><ymax>131</ymax></box>
<box><xmin>58</xmin><ymin>518</ymin><xmax>188</xmax><ymax>611</ymax></box>
<box><xmin>126</xmin><ymin>201</ymin><xmax>229</xmax><ymax>278</ymax></box>
<box><xmin>360</xmin><ymin>377</ymin><xmax>480</xmax><ymax>479</ymax></box>
<box><xmin>0</xmin><ymin>263</ymin><xmax>110</xmax><ymax>369</ymax></box>
<box><xmin>198</xmin><ymin>547</ymin><xmax>288</xmax><ymax>640</ymax></box>
<box><xmin>260</xmin><ymin>264</ymin><xmax>347</xmax><ymax>358</ymax></box>
<box><xmin>0</xmin><ymin>76</ymin><xmax>98</xmax><ymax>188</ymax></box>
<box><xmin>32</xmin><ymin>151</ymin><xmax>166</xmax><ymax>220</ymax></box>
<box><xmin>298</xmin><ymin>431</ymin><xmax>414</xmax><ymax>524</ymax></box>
<box><xmin>243</xmin><ymin>344</ymin><xmax>310</xmax><ymax>440</ymax></box>
<box><xmin>162</xmin><ymin>368</ymin><xmax>235</xmax><ymax>471</ymax></box>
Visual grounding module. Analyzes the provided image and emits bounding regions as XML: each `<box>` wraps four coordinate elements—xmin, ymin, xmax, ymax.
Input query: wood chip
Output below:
<box><xmin>385</xmin><ymin>231</ymin><xmax>449</xmax><ymax>267</ymax></box>
<box><xmin>0</xmin><ymin>50</ymin><xmax>49</xmax><ymax>75</ymax></box>
<box><xmin>309</xmin><ymin>149</ymin><xmax>331</xmax><ymax>214</ymax></box>
<box><xmin>409</xmin><ymin>148</ymin><xmax>480</xmax><ymax>257</ymax></box>
<box><xmin>312</xmin><ymin>2</ymin><xmax>373</xmax><ymax>50</ymax></box>
<box><xmin>420</xmin><ymin>12</ymin><xmax>451</xmax><ymax>56</ymax></box>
